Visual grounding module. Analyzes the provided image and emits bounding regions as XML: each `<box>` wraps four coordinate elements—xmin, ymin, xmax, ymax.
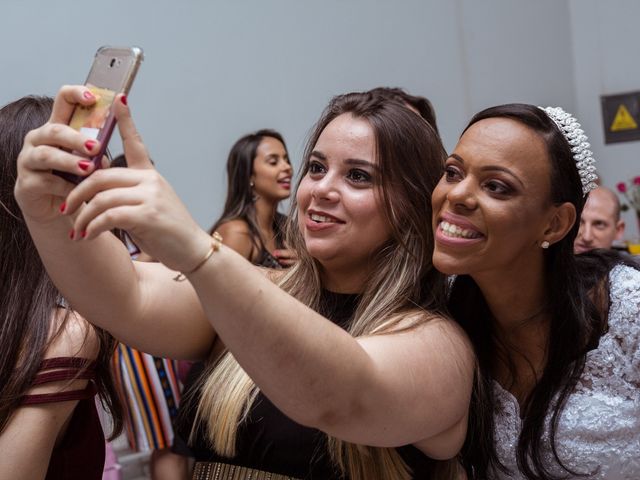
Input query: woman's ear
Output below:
<box><xmin>543</xmin><ymin>202</ymin><xmax>576</xmax><ymax>245</ymax></box>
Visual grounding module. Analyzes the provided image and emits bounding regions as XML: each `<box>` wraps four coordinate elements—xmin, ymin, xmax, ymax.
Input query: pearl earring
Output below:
<box><xmin>541</xmin><ymin>241</ymin><xmax>550</xmax><ymax>249</ymax></box>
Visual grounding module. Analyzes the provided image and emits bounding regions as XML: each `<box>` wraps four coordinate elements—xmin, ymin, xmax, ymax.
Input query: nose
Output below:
<box><xmin>281</xmin><ymin>160</ymin><xmax>293</xmax><ymax>175</ymax></box>
<box><xmin>579</xmin><ymin>223</ymin><xmax>594</xmax><ymax>243</ymax></box>
<box><xmin>446</xmin><ymin>176</ymin><xmax>478</xmax><ymax>211</ymax></box>
<box><xmin>311</xmin><ymin>171</ymin><xmax>339</xmax><ymax>203</ymax></box>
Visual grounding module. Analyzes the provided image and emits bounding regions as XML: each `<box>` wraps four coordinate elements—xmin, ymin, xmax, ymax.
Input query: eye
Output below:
<box><xmin>347</xmin><ymin>168</ymin><xmax>372</xmax><ymax>184</ymax></box>
<box><xmin>483</xmin><ymin>180</ymin><xmax>512</xmax><ymax>195</ymax></box>
<box><xmin>308</xmin><ymin>160</ymin><xmax>326</xmax><ymax>175</ymax></box>
<box><xmin>444</xmin><ymin>165</ymin><xmax>462</xmax><ymax>182</ymax></box>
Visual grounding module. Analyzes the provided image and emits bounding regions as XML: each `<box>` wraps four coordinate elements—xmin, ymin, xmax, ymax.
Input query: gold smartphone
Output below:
<box><xmin>60</xmin><ymin>46</ymin><xmax>143</xmax><ymax>183</ymax></box>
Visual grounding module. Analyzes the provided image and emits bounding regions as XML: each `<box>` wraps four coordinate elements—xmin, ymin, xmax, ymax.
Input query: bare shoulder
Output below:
<box><xmin>44</xmin><ymin>308</ymin><xmax>100</xmax><ymax>361</ymax></box>
<box><xmin>217</xmin><ymin>220</ymin><xmax>254</xmax><ymax>260</ymax></box>
<box><xmin>217</xmin><ymin>219</ymin><xmax>252</xmax><ymax>237</ymax></box>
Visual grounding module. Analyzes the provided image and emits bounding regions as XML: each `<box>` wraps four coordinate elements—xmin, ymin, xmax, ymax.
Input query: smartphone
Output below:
<box><xmin>57</xmin><ymin>46</ymin><xmax>144</xmax><ymax>183</ymax></box>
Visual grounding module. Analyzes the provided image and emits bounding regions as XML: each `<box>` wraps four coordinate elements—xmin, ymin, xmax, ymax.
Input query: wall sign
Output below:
<box><xmin>601</xmin><ymin>91</ymin><xmax>640</xmax><ymax>144</ymax></box>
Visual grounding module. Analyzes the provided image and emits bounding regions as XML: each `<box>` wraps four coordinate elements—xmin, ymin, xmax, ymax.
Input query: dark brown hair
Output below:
<box><xmin>0</xmin><ymin>96</ymin><xmax>122</xmax><ymax>438</ymax></box>
<box><xmin>368</xmin><ymin>86</ymin><xmax>439</xmax><ymax>135</ymax></box>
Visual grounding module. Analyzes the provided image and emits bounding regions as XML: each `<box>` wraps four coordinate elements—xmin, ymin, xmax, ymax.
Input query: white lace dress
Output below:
<box><xmin>491</xmin><ymin>265</ymin><xmax>640</xmax><ymax>479</ymax></box>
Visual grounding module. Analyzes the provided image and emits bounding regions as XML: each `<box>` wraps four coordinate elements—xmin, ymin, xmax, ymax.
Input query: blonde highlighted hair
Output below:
<box><xmin>192</xmin><ymin>91</ymin><xmax>450</xmax><ymax>479</ymax></box>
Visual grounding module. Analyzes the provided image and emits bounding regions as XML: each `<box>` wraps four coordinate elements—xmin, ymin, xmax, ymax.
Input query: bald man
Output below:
<box><xmin>574</xmin><ymin>186</ymin><xmax>626</xmax><ymax>253</ymax></box>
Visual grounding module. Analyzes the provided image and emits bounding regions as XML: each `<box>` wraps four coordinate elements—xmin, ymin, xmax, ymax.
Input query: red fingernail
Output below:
<box><xmin>85</xmin><ymin>140</ymin><xmax>97</xmax><ymax>152</ymax></box>
<box><xmin>81</xmin><ymin>230</ymin><xmax>87</xmax><ymax>239</ymax></box>
<box><xmin>120</xmin><ymin>95</ymin><xmax>128</xmax><ymax>106</ymax></box>
<box><xmin>78</xmin><ymin>161</ymin><xmax>91</xmax><ymax>171</ymax></box>
<box><xmin>59</xmin><ymin>202</ymin><xmax>66</xmax><ymax>213</ymax></box>
<box><xmin>83</xmin><ymin>90</ymin><xmax>95</xmax><ymax>100</ymax></box>
<box><xmin>69</xmin><ymin>229</ymin><xmax>75</xmax><ymax>240</ymax></box>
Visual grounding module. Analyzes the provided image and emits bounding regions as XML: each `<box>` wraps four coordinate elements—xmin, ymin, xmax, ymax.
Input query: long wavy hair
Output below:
<box><xmin>209</xmin><ymin>129</ymin><xmax>289</xmax><ymax>253</ymax></box>
<box><xmin>0</xmin><ymin>96</ymin><xmax>122</xmax><ymax>438</ymax></box>
<box><xmin>193</xmin><ymin>91</ymin><xmax>450</xmax><ymax>479</ymax></box>
<box><xmin>450</xmin><ymin>103</ymin><xmax>639</xmax><ymax>479</ymax></box>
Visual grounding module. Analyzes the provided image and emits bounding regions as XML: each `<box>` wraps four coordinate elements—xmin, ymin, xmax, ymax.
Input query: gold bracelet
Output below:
<box><xmin>172</xmin><ymin>232</ymin><xmax>223</xmax><ymax>282</ymax></box>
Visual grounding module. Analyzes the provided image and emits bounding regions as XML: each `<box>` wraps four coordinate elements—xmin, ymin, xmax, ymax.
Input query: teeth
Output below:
<box><xmin>439</xmin><ymin>221</ymin><xmax>481</xmax><ymax>239</ymax></box>
<box><xmin>311</xmin><ymin>213</ymin><xmax>336</xmax><ymax>223</ymax></box>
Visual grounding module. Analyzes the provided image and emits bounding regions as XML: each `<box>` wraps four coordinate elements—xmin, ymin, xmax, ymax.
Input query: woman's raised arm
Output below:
<box><xmin>14</xmin><ymin>86</ymin><xmax>214</xmax><ymax>360</ymax></box>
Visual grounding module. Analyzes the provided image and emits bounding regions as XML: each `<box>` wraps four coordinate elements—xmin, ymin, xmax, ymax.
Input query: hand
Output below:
<box><xmin>15</xmin><ymin>86</ymin><xmax>101</xmax><ymax>223</ymax></box>
<box><xmin>272</xmin><ymin>248</ymin><xmax>297</xmax><ymax>267</ymax></box>
<box><xmin>60</xmin><ymin>91</ymin><xmax>211</xmax><ymax>273</ymax></box>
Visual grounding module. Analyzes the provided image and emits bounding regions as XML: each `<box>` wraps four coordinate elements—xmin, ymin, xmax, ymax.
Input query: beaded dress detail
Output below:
<box><xmin>491</xmin><ymin>265</ymin><xmax>640</xmax><ymax>479</ymax></box>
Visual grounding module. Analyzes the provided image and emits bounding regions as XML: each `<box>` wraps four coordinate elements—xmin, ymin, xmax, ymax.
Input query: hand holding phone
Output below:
<box><xmin>56</xmin><ymin>46</ymin><xmax>143</xmax><ymax>183</ymax></box>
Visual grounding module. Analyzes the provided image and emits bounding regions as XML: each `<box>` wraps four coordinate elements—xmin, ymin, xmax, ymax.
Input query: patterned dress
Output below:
<box><xmin>491</xmin><ymin>265</ymin><xmax>640</xmax><ymax>479</ymax></box>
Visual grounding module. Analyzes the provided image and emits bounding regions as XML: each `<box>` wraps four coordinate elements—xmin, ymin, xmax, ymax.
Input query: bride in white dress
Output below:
<box><xmin>432</xmin><ymin>103</ymin><xmax>640</xmax><ymax>479</ymax></box>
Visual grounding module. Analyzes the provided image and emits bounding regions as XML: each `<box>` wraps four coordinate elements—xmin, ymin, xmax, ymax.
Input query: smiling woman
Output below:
<box><xmin>14</xmin><ymin>87</ymin><xmax>474</xmax><ymax>480</ymax></box>
<box><xmin>436</xmin><ymin>103</ymin><xmax>640</xmax><ymax>480</ymax></box>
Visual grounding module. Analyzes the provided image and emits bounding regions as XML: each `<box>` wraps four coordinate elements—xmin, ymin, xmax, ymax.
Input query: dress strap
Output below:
<box><xmin>21</xmin><ymin>356</ymin><xmax>98</xmax><ymax>406</ymax></box>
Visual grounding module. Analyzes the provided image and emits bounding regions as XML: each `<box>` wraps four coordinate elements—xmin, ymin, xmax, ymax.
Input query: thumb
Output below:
<box><xmin>113</xmin><ymin>94</ymin><xmax>153</xmax><ymax>170</ymax></box>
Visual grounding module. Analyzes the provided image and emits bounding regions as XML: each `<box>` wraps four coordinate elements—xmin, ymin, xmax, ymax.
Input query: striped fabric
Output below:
<box><xmin>112</xmin><ymin>344</ymin><xmax>182</xmax><ymax>452</ymax></box>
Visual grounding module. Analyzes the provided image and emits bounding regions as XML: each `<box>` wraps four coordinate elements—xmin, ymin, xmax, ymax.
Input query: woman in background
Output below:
<box><xmin>212</xmin><ymin>129</ymin><xmax>295</xmax><ymax>268</ymax></box>
<box><xmin>0</xmin><ymin>96</ymin><xmax>122</xmax><ymax>479</ymax></box>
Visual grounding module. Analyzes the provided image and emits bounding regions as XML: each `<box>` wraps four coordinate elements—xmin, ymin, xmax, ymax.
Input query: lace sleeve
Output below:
<box><xmin>608</xmin><ymin>265</ymin><xmax>640</xmax><ymax>385</ymax></box>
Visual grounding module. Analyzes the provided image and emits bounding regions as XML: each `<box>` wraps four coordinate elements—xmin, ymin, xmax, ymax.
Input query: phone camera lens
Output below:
<box><xmin>110</xmin><ymin>58</ymin><xmax>116</xmax><ymax>67</ymax></box>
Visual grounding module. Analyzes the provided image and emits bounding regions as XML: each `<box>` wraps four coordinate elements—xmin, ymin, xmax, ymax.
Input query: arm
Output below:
<box><xmin>0</xmin><ymin>312</ymin><xmax>96</xmax><ymax>480</ymax></box>
<box><xmin>186</xmin><ymin>245</ymin><xmax>474</xmax><ymax>456</ymax></box>
<box><xmin>23</xmin><ymin>87</ymin><xmax>474</xmax><ymax>455</ymax></box>
<box><xmin>14</xmin><ymin>86</ymin><xmax>214</xmax><ymax>360</ymax></box>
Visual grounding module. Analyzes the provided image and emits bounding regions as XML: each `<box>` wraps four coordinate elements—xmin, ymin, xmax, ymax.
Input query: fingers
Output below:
<box><xmin>50</xmin><ymin>85</ymin><xmax>98</xmax><ymax>125</ymax></box>
<box><xmin>62</xmin><ymin>167</ymin><xmax>148</xmax><ymax>215</ymax></box>
<box><xmin>69</xmin><ymin>187</ymin><xmax>145</xmax><ymax>239</ymax></box>
<box><xmin>113</xmin><ymin>95</ymin><xmax>153</xmax><ymax>170</ymax></box>
<box><xmin>20</xmin><ymin>142</ymin><xmax>97</xmax><ymax>178</ymax></box>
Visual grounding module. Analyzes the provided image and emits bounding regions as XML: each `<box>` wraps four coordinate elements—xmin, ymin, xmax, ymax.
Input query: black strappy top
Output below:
<box><xmin>188</xmin><ymin>290</ymin><xmax>435</xmax><ymax>479</ymax></box>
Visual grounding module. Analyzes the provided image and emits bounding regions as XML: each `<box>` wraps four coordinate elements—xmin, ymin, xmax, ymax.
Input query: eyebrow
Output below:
<box><xmin>448</xmin><ymin>153</ymin><xmax>524</xmax><ymax>188</ymax></box>
<box><xmin>310</xmin><ymin>150</ymin><xmax>379</xmax><ymax>170</ymax></box>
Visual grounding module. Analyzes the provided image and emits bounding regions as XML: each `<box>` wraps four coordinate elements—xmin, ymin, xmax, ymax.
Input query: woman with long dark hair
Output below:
<box><xmin>0</xmin><ymin>96</ymin><xmax>122</xmax><ymax>479</ymax></box>
<box><xmin>212</xmin><ymin>129</ymin><xmax>294</xmax><ymax>268</ymax></box>
<box><xmin>15</xmin><ymin>87</ymin><xmax>474</xmax><ymax>479</ymax></box>
<box><xmin>432</xmin><ymin>103</ymin><xmax>640</xmax><ymax>479</ymax></box>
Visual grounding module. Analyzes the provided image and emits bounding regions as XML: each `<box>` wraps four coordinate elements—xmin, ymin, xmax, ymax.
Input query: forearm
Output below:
<box><xmin>25</xmin><ymin>217</ymin><xmax>214</xmax><ymax>359</ymax></box>
<box><xmin>188</xmin><ymin>244</ymin><xmax>376</xmax><ymax>428</ymax></box>
<box><xmin>26</xmin><ymin>215</ymin><xmax>137</xmax><ymax>322</ymax></box>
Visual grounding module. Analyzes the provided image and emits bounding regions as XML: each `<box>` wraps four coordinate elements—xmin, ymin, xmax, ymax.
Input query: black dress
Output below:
<box><xmin>181</xmin><ymin>290</ymin><xmax>435</xmax><ymax>479</ymax></box>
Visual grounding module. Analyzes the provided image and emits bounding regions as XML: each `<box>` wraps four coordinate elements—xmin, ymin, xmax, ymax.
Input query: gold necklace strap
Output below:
<box><xmin>192</xmin><ymin>461</ymin><xmax>301</xmax><ymax>480</ymax></box>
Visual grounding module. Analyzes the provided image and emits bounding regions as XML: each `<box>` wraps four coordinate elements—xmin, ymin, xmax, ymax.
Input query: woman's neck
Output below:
<box><xmin>473</xmin><ymin>263</ymin><xmax>550</xmax><ymax>352</ymax></box>
<box><xmin>253</xmin><ymin>197</ymin><xmax>278</xmax><ymax>237</ymax></box>
<box><xmin>473</xmin><ymin>264</ymin><xmax>550</xmax><ymax>397</ymax></box>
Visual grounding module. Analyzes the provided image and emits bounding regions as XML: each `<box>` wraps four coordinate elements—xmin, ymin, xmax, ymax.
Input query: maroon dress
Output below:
<box><xmin>21</xmin><ymin>357</ymin><xmax>105</xmax><ymax>479</ymax></box>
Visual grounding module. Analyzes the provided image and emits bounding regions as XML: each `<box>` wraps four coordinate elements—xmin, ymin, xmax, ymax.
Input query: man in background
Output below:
<box><xmin>574</xmin><ymin>186</ymin><xmax>626</xmax><ymax>253</ymax></box>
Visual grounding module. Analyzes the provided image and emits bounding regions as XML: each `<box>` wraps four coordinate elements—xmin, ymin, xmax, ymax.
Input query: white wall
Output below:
<box><xmin>570</xmin><ymin>0</ymin><xmax>640</xmax><ymax>237</ymax></box>
<box><xmin>4</xmin><ymin>0</ymin><xmax>626</xmax><ymax>234</ymax></box>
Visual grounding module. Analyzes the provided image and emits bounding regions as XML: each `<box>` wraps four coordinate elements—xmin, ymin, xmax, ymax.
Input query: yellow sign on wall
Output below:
<box><xmin>610</xmin><ymin>104</ymin><xmax>638</xmax><ymax>132</ymax></box>
<box><xmin>601</xmin><ymin>91</ymin><xmax>640</xmax><ymax>143</ymax></box>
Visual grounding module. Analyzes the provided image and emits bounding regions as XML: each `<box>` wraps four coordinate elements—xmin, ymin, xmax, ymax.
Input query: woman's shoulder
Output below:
<box><xmin>608</xmin><ymin>263</ymin><xmax>640</xmax><ymax>313</ymax></box>
<box><xmin>44</xmin><ymin>309</ymin><xmax>100</xmax><ymax>362</ymax></box>
<box><xmin>217</xmin><ymin>218</ymin><xmax>251</xmax><ymax>231</ymax></box>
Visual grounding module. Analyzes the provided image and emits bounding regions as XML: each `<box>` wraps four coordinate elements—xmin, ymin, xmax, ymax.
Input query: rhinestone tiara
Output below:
<box><xmin>538</xmin><ymin>106</ymin><xmax>598</xmax><ymax>195</ymax></box>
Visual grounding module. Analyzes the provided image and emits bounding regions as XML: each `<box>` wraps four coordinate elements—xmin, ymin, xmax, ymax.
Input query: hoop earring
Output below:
<box><xmin>541</xmin><ymin>241</ymin><xmax>550</xmax><ymax>249</ymax></box>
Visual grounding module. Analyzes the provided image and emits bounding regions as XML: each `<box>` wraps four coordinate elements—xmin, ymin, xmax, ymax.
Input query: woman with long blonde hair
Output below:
<box><xmin>15</xmin><ymin>87</ymin><xmax>474</xmax><ymax>479</ymax></box>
